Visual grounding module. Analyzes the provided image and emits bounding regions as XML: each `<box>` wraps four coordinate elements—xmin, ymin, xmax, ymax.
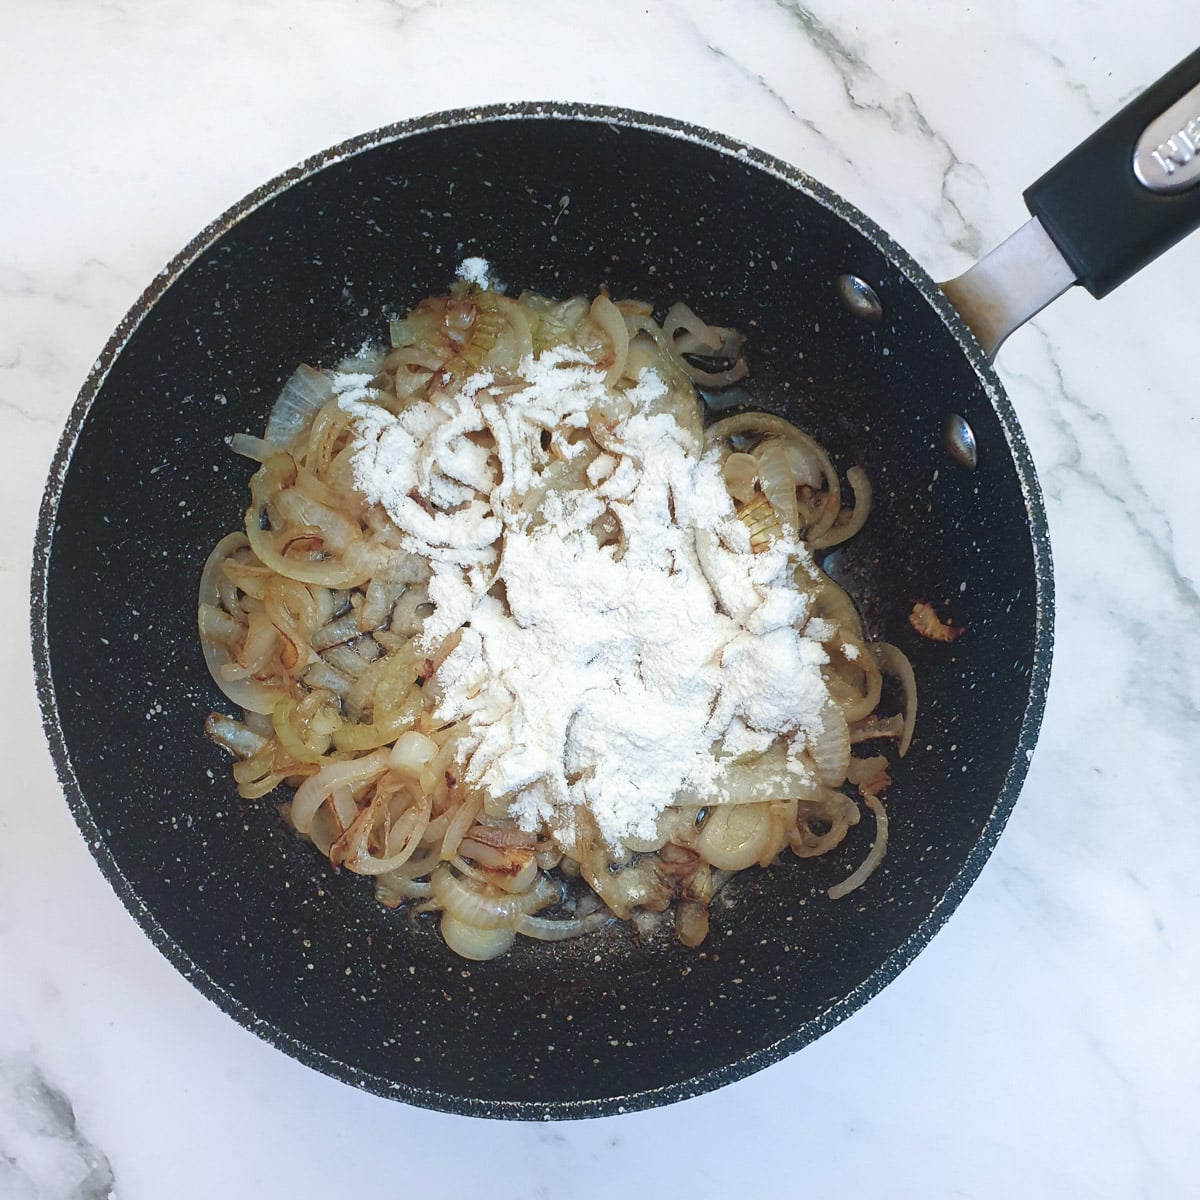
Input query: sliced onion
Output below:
<box><xmin>662</xmin><ymin>303</ymin><xmax>747</xmax><ymax>386</ymax></box>
<box><xmin>845</xmin><ymin>754</ymin><xmax>889</xmax><ymax>786</ymax></box>
<box><xmin>791</xmin><ymin>790</ymin><xmax>861</xmax><ymax>858</ymax></box>
<box><xmin>220</xmin><ymin>610</ymin><xmax>279</xmax><ymax>679</ymax></box>
<box><xmin>441</xmin><ymin>791</ymin><xmax>484</xmax><ymax>859</ymax></box>
<box><xmin>828</xmin><ymin>793</ymin><xmax>888</xmax><ymax>900</ymax></box>
<box><xmin>672</xmin><ymin>756</ymin><xmax>823</xmax><ymax>807</ymax></box>
<box><xmin>341</xmin><ymin>641</ymin><xmax>421</xmax><ymax>723</ymax></box>
<box><xmin>704</xmin><ymin>413</ymin><xmax>840</xmax><ymax>537</ymax></box>
<box><xmin>754</xmin><ymin>438</ymin><xmax>800</xmax><ymax>533</ymax></box>
<box><xmin>439</xmin><ymin>913</ymin><xmax>516</xmax><ymax>960</ymax></box>
<box><xmin>204</xmin><ymin>712</ymin><xmax>269</xmax><ymax>759</ymax></box>
<box><xmin>198</xmin><ymin>531</ymin><xmax>247</xmax><ymax>609</ymax></box>
<box><xmin>872</xmin><ymin>642</ymin><xmax>917</xmax><ymax>757</ymax></box>
<box><xmin>230</xmin><ymin>748</ymin><xmax>301</xmax><ymax>801</ymax></box>
<box><xmin>358</xmin><ymin>576</ymin><xmax>405</xmax><ymax>631</ymax></box>
<box><xmin>197</xmin><ymin>533</ymin><xmax>284</xmax><ymax>714</ymax></box>
<box><xmin>784</xmin><ymin>441</ymin><xmax>823</xmax><ymax>488</ymax></box>
<box><xmin>457</xmin><ymin>826</ymin><xmax>537</xmax><ymax>876</ymax></box>
<box><xmin>429</xmin><ymin>865</ymin><xmax>558</xmax><ymax>929</ymax></box>
<box><xmin>330</xmin><ymin>696</ymin><xmax>422</xmax><ymax>753</ymax></box>
<box><xmin>373</xmin><ymin>873</ymin><xmax>432</xmax><ymax>908</ymax></box>
<box><xmin>849</xmin><ymin>713</ymin><xmax>905</xmax><ymax>744</ymax></box>
<box><xmin>273</xmin><ymin>488</ymin><xmax>360</xmax><ymax>555</ymax></box>
<box><xmin>590</xmin><ymin>294</ymin><xmax>629</xmax><ymax>384</ymax></box>
<box><xmin>336</xmin><ymin>346</ymin><xmax>386</xmax><ymax>376</ymax></box>
<box><xmin>289</xmin><ymin>749</ymin><xmax>390</xmax><ymax>834</ymax></box>
<box><xmin>302</xmin><ymin>659</ymin><xmax>352</xmax><ymax>697</ymax></box>
<box><xmin>454</xmin><ymin>851</ymin><xmax>539</xmax><ymax>895</ymax></box>
<box><xmin>245</xmin><ymin>455</ymin><xmax>379</xmax><ymax>588</ymax></box>
<box><xmin>808</xmin><ymin>567</ymin><xmax>864</xmax><ymax>634</ymax></box>
<box><xmin>265</xmin><ymin>364</ymin><xmax>333</xmax><ymax>450</ymax></box>
<box><xmin>811</xmin><ymin>465</ymin><xmax>872</xmax><ymax>549</ymax></box>
<box><xmin>293</xmin><ymin>462</ymin><xmax>363</xmax><ymax>514</ymax></box>
<box><xmin>243</xmin><ymin>709</ymin><xmax>274</xmax><ymax>737</ymax></box>
<box><xmin>583</xmin><ymin>857</ymin><xmax>668</xmax><ymax>921</ymax></box>
<box><xmin>810</xmin><ymin>697</ymin><xmax>851</xmax><ymax>786</ymax></box>
<box><xmin>721</xmin><ymin>452</ymin><xmax>759</xmax><ymax>503</ymax></box>
<box><xmin>621</xmin><ymin>331</ymin><xmax>660</xmax><ymax>382</ymax></box>
<box><xmin>271</xmin><ymin>699</ymin><xmax>334</xmax><ymax>765</ymax></box>
<box><xmin>622</xmin><ymin>808</ymin><xmax>698</xmax><ymax>854</ymax></box>
<box><xmin>229</xmin><ymin>432</ymin><xmax>276</xmax><ymax>463</ymax></box>
<box><xmin>323</xmin><ymin>644</ymin><xmax>374</xmax><ymax>681</ymax></box>
<box><xmin>329</xmin><ymin>784</ymin><xmax>359</xmax><ymax>833</ymax></box>
<box><xmin>312</xmin><ymin>613</ymin><xmax>361</xmax><ymax>653</ymax></box>
<box><xmin>310</xmin><ymin>786</ymin><xmax>355</xmax><ymax>856</ymax></box>
<box><xmin>706</xmin><ymin>411</ymin><xmax>819</xmax><ymax>451</ymax></box>
<box><xmin>334</xmin><ymin>789</ymin><xmax>431</xmax><ymax>876</ymax></box>
<box><xmin>434</xmin><ymin>292</ymin><xmax>506</xmax><ymax>384</ymax></box>
<box><xmin>197</xmin><ymin>601</ymin><xmax>242</xmax><ymax>647</ymax></box>
<box><xmin>388</xmin><ymin>730</ymin><xmax>439</xmax><ymax>778</ymax></box>
<box><xmin>303</xmin><ymin>399</ymin><xmax>360</xmax><ymax>482</ymax></box>
<box><xmin>674</xmin><ymin>901</ymin><xmax>710</xmax><ymax>948</ymax></box>
<box><xmin>663</xmin><ymin>302</ymin><xmax>722</xmax><ymax>352</ymax></box>
<box><xmin>678</xmin><ymin>358</ymin><xmax>748</xmax><ymax>388</ymax></box>
<box><xmin>832</xmin><ymin>642</ymin><xmax>883</xmax><ymax>725</ymax></box>
<box><xmin>488</xmin><ymin>296</ymin><xmax>534</xmax><ymax>370</ymax></box>
<box><xmin>523</xmin><ymin>293</ymin><xmax>590</xmax><ymax>353</ymax></box>
<box><xmin>805</xmin><ymin>486</ymin><xmax>841</xmax><ymax>544</ymax></box>
<box><xmin>696</xmin><ymin>802</ymin><xmax>775</xmax><ymax>871</ymax></box>
<box><xmin>512</xmin><ymin>908</ymin><xmax>615</xmax><ymax>942</ymax></box>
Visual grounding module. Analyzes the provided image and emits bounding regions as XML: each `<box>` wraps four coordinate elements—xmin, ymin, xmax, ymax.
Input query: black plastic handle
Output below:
<box><xmin>1024</xmin><ymin>47</ymin><xmax>1200</xmax><ymax>299</ymax></box>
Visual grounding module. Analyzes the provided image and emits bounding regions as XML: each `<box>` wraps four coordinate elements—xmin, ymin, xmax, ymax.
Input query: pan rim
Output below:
<box><xmin>29</xmin><ymin>100</ymin><xmax>1054</xmax><ymax>1120</ymax></box>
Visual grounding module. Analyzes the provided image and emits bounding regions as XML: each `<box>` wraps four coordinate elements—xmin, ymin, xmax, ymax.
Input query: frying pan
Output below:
<box><xmin>31</xmin><ymin>49</ymin><xmax>1200</xmax><ymax>1119</ymax></box>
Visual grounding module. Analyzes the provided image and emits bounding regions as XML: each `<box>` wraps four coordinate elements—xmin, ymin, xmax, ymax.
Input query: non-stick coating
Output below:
<box><xmin>32</xmin><ymin>106</ymin><xmax>1052</xmax><ymax>1118</ymax></box>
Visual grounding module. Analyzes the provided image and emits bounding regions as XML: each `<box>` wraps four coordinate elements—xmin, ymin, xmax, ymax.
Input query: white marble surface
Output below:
<box><xmin>3</xmin><ymin>1</ymin><xmax>1199</xmax><ymax>1195</ymax></box>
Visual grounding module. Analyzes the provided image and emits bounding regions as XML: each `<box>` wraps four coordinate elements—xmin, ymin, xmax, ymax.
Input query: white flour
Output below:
<box><xmin>339</xmin><ymin>341</ymin><xmax>833</xmax><ymax>848</ymax></box>
<box><xmin>455</xmin><ymin>256</ymin><xmax>493</xmax><ymax>289</ymax></box>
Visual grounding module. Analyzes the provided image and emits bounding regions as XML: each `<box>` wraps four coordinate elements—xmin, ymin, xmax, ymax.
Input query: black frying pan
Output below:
<box><xmin>31</xmin><ymin>49</ymin><xmax>1200</xmax><ymax>1119</ymax></box>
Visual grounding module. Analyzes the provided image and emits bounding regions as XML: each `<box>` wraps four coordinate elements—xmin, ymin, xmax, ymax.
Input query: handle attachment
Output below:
<box><xmin>1024</xmin><ymin>46</ymin><xmax>1200</xmax><ymax>298</ymax></box>
<box><xmin>939</xmin><ymin>218</ymin><xmax>1076</xmax><ymax>359</ymax></box>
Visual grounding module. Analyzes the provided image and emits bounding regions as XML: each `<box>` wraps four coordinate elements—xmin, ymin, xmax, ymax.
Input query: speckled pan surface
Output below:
<box><xmin>31</xmin><ymin>104</ymin><xmax>1052</xmax><ymax>1119</ymax></box>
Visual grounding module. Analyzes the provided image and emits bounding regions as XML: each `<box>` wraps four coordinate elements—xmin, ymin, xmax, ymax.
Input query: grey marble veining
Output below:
<box><xmin>0</xmin><ymin>1061</ymin><xmax>114</xmax><ymax>1200</ymax></box>
<box><xmin>3</xmin><ymin>0</ymin><xmax>1199</xmax><ymax>1196</ymax></box>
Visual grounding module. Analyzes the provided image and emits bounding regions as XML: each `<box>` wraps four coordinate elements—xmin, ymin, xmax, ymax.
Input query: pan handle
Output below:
<box><xmin>941</xmin><ymin>46</ymin><xmax>1200</xmax><ymax>357</ymax></box>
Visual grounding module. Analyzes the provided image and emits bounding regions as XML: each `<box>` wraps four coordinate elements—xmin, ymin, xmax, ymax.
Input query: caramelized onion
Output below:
<box><xmin>429</xmin><ymin>865</ymin><xmax>559</xmax><ymax>929</ymax></box>
<box><xmin>696</xmin><ymin>802</ymin><xmax>777</xmax><ymax>871</ymax></box>
<box><xmin>200</xmin><ymin>284</ymin><xmax>912</xmax><ymax>960</ymax></box>
<box><xmin>204</xmin><ymin>712</ymin><xmax>269</xmax><ymax>760</ymax></box>
<box><xmin>791</xmin><ymin>790</ymin><xmax>861</xmax><ymax>858</ymax></box>
<box><xmin>674</xmin><ymin>901</ymin><xmax>710</xmax><ymax>948</ymax></box>
<box><xmin>289</xmin><ymin>749</ymin><xmax>390</xmax><ymax>835</ymax></box>
<box><xmin>198</xmin><ymin>533</ymin><xmax>287</xmax><ymax>714</ymax></box>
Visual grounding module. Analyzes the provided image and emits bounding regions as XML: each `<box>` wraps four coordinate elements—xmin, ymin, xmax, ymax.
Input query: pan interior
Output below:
<box><xmin>37</xmin><ymin>111</ymin><xmax>1046</xmax><ymax>1117</ymax></box>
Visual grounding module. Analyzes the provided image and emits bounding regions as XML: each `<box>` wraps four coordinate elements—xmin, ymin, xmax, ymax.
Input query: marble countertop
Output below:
<box><xmin>4</xmin><ymin>1</ymin><xmax>1199</xmax><ymax>1196</ymax></box>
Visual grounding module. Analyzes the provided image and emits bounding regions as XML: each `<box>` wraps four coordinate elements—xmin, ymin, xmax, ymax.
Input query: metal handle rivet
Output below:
<box><xmin>944</xmin><ymin>413</ymin><xmax>978</xmax><ymax>470</ymax></box>
<box><xmin>835</xmin><ymin>274</ymin><xmax>883</xmax><ymax>322</ymax></box>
